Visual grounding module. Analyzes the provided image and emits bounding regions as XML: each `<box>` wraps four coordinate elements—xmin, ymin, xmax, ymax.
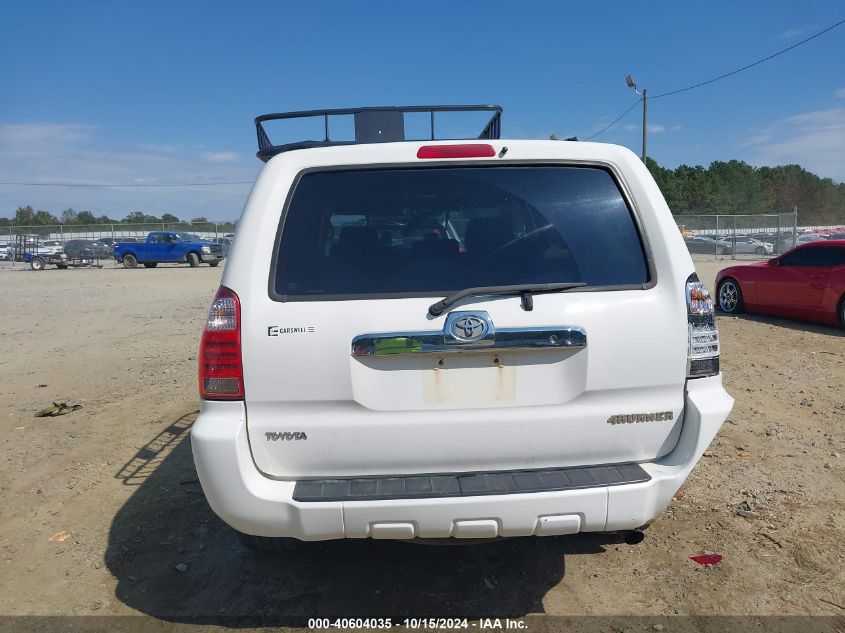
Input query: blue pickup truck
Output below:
<box><xmin>113</xmin><ymin>232</ymin><xmax>225</xmax><ymax>268</ymax></box>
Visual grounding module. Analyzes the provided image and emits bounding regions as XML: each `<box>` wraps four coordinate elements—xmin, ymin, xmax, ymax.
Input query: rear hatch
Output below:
<box><xmin>242</xmin><ymin>159</ymin><xmax>688</xmax><ymax>478</ymax></box>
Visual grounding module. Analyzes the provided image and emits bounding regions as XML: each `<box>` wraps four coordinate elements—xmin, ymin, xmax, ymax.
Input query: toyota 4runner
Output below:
<box><xmin>191</xmin><ymin>105</ymin><xmax>734</xmax><ymax>548</ymax></box>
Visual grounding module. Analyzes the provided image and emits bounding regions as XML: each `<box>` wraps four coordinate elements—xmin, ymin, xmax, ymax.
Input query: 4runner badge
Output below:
<box><xmin>607</xmin><ymin>412</ymin><xmax>673</xmax><ymax>425</ymax></box>
<box><xmin>265</xmin><ymin>432</ymin><xmax>308</xmax><ymax>441</ymax></box>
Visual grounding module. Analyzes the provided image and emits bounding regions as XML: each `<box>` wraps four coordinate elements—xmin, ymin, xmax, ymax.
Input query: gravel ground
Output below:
<box><xmin>0</xmin><ymin>258</ymin><xmax>842</xmax><ymax>626</ymax></box>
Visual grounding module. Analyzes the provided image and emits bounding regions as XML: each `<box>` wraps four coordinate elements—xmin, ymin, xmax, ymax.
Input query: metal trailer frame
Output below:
<box><xmin>14</xmin><ymin>233</ymin><xmax>103</xmax><ymax>271</ymax></box>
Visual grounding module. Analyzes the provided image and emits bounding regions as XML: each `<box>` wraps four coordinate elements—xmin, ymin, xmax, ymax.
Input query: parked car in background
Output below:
<box><xmin>777</xmin><ymin>234</ymin><xmax>826</xmax><ymax>252</ymax></box>
<box><xmin>749</xmin><ymin>233</ymin><xmax>776</xmax><ymax>244</ymax></box>
<box><xmin>64</xmin><ymin>240</ymin><xmax>110</xmax><ymax>260</ymax></box>
<box><xmin>41</xmin><ymin>240</ymin><xmax>64</xmax><ymax>254</ymax></box>
<box><xmin>0</xmin><ymin>243</ymin><xmax>12</xmax><ymax>261</ymax></box>
<box><xmin>113</xmin><ymin>231</ymin><xmax>224</xmax><ymax>268</ymax></box>
<box><xmin>94</xmin><ymin>237</ymin><xmax>121</xmax><ymax>253</ymax></box>
<box><xmin>716</xmin><ymin>240</ymin><xmax>845</xmax><ymax>327</ymax></box>
<box><xmin>212</xmin><ymin>236</ymin><xmax>233</xmax><ymax>256</ymax></box>
<box><xmin>726</xmin><ymin>236</ymin><xmax>773</xmax><ymax>255</ymax></box>
<box><xmin>684</xmin><ymin>236</ymin><xmax>733</xmax><ymax>255</ymax></box>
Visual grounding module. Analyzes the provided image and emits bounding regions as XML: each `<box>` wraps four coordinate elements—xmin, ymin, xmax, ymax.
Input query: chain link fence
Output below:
<box><xmin>2</xmin><ymin>221</ymin><xmax>229</xmax><ymax>242</ymax></box>
<box><xmin>0</xmin><ymin>222</ymin><xmax>234</xmax><ymax>266</ymax></box>
<box><xmin>674</xmin><ymin>211</ymin><xmax>800</xmax><ymax>258</ymax></box>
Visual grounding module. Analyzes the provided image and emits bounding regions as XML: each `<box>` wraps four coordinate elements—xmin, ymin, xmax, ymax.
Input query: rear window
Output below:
<box><xmin>271</xmin><ymin>165</ymin><xmax>649</xmax><ymax>299</ymax></box>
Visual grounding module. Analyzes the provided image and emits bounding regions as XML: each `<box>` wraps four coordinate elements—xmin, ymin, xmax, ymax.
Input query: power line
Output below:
<box><xmin>582</xmin><ymin>99</ymin><xmax>642</xmax><ymax>141</ymax></box>
<box><xmin>582</xmin><ymin>17</ymin><xmax>845</xmax><ymax>140</ymax></box>
<box><xmin>651</xmin><ymin>18</ymin><xmax>845</xmax><ymax>99</ymax></box>
<box><xmin>0</xmin><ymin>181</ymin><xmax>253</xmax><ymax>188</ymax></box>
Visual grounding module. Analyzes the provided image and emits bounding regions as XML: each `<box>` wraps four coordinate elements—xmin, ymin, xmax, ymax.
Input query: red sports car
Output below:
<box><xmin>715</xmin><ymin>240</ymin><xmax>845</xmax><ymax>328</ymax></box>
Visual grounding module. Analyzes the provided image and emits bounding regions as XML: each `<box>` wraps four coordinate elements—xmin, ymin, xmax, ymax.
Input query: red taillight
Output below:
<box><xmin>417</xmin><ymin>144</ymin><xmax>496</xmax><ymax>159</ymax></box>
<box><xmin>199</xmin><ymin>286</ymin><xmax>244</xmax><ymax>400</ymax></box>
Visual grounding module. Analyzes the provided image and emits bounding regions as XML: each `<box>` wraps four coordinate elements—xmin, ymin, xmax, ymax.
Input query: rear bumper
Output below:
<box><xmin>191</xmin><ymin>375</ymin><xmax>733</xmax><ymax>540</ymax></box>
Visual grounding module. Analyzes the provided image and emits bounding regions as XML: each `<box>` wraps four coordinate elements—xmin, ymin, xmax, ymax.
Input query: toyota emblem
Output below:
<box><xmin>450</xmin><ymin>315</ymin><xmax>488</xmax><ymax>342</ymax></box>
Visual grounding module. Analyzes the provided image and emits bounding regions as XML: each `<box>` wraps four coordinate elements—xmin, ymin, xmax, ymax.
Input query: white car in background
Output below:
<box><xmin>727</xmin><ymin>235</ymin><xmax>774</xmax><ymax>255</ymax></box>
<box><xmin>190</xmin><ymin>105</ymin><xmax>734</xmax><ymax>550</ymax></box>
<box><xmin>41</xmin><ymin>240</ymin><xmax>64</xmax><ymax>255</ymax></box>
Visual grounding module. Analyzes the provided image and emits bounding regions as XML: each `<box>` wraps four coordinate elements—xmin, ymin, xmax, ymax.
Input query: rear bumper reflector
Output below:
<box><xmin>292</xmin><ymin>463</ymin><xmax>650</xmax><ymax>502</ymax></box>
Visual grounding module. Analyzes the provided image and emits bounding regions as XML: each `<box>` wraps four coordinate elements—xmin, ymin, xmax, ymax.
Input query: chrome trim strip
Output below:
<box><xmin>351</xmin><ymin>326</ymin><xmax>586</xmax><ymax>356</ymax></box>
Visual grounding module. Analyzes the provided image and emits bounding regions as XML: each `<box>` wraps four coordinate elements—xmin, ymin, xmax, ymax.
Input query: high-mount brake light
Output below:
<box><xmin>686</xmin><ymin>273</ymin><xmax>720</xmax><ymax>378</ymax></box>
<box><xmin>199</xmin><ymin>286</ymin><xmax>244</xmax><ymax>399</ymax></box>
<box><xmin>417</xmin><ymin>144</ymin><xmax>496</xmax><ymax>159</ymax></box>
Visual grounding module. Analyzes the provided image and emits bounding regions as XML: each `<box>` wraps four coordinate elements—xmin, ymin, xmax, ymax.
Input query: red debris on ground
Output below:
<box><xmin>690</xmin><ymin>554</ymin><xmax>723</xmax><ymax>566</ymax></box>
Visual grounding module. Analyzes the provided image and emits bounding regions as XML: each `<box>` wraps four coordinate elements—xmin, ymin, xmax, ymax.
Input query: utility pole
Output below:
<box><xmin>626</xmin><ymin>74</ymin><xmax>648</xmax><ymax>162</ymax></box>
<box><xmin>641</xmin><ymin>89</ymin><xmax>648</xmax><ymax>162</ymax></box>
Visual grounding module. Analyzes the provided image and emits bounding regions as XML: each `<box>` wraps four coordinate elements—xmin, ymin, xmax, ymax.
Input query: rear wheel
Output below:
<box><xmin>143</xmin><ymin>262</ymin><xmax>158</xmax><ymax>268</ymax></box>
<box><xmin>236</xmin><ymin>531</ymin><xmax>302</xmax><ymax>553</ymax></box>
<box><xmin>30</xmin><ymin>257</ymin><xmax>45</xmax><ymax>271</ymax></box>
<box><xmin>208</xmin><ymin>260</ymin><xmax>219</xmax><ymax>267</ymax></box>
<box><xmin>187</xmin><ymin>252</ymin><xmax>200</xmax><ymax>267</ymax></box>
<box><xmin>716</xmin><ymin>245</ymin><xmax>726</xmax><ymax>256</ymax></box>
<box><xmin>718</xmin><ymin>278</ymin><xmax>745</xmax><ymax>314</ymax></box>
<box><xmin>122</xmin><ymin>254</ymin><xmax>138</xmax><ymax>269</ymax></box>
<box><xmin>56</xmin><ymin>264</ymin><xmax>69</xmax><ymax>269</ymax></box>
<box><xmin>755</xmin><ymin>246</ymin><xmax>766</xmax><ymax>255</ymax></box>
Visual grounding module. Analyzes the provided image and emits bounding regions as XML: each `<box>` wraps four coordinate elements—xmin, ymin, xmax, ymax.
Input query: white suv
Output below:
<box><xmin>191</xmin><ymin>106</ymin><xmax>733</xmax><ymax>549</ymax></box>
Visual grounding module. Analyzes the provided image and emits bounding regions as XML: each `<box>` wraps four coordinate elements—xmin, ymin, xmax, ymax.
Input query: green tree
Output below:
<box><xmin>161</xmin><ymin>213</ymin><xmax>180</xmax><ymax>223</ymax></box>
<box><xmin>75</xmin><ymin>210</ymin><xmax>98</xmax><ymax>224</ymax></box>
<box><xmin>645</xmin><ymin>159</ymin><xmax>845</xmax><ymax>225</ymax></box>
<box><xmin>14</xmin><ymin>205</ymin><xmax>34</xmax><ymax>225</ymax></box>
<box><xmin>61</xmin><ymin>208</ymin><xmax>78</xmax><ymax>223</ymax></box>
<box><xmin>123</xmin><ymin>211</ymin><xmax>160</xmax><ymax>224</ymax></box>
<box><xmin>32</xmin><ymin>210</ymin><xmax>58</xmax><ymax>225</ymax></box>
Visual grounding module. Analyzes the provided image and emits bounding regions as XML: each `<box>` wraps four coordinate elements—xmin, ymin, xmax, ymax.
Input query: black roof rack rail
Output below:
<box><xmin>254</xmin><ymin>104</ymin><xmax>502</xmax><ymax>161</ymax></box>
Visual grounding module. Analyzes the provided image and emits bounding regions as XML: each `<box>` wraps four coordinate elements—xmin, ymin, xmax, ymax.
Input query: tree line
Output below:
<box><xmin>647</xmin><ymin>159</ymin><xmax>845</xmax><ymax>225</ymax></box>
<box><xmin>0</xmin><ymin>206</ymin><xmax>237</xmax><ymax>232</ymax></box>
<box><xmin>3</xmin><ymin>157</ymin><xmax>844</xmax><ymax>227</ymax></box>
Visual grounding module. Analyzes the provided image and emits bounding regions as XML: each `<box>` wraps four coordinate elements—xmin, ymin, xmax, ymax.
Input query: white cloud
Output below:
<box><xmin>0</xmin><ymin>122</ymin><xmax>258</xmax><ymax>220</ymax></box>
<box><xmin>199</xmin><ymin>151</ymin><xmax>239</xmax><ymax>164</ymax></box>
<box><xmin>0</xmin><ymin>123</ymin><xmax>95</xmax><ymax>145</ymax></box>
<box><xmin>623</xmin><ymin>123</ymin><xmax>669</xmax><ymax>133</ymax></box>
<box><xmin>777</xmin><ymin>25</ymin><xmax>816</xmax><ymax>39</ymax></box>
<box><xmin>744</xmin><ymin>107</ymin><xmax>845</xmax><ymax>181</ymax></box>
<box><xmin>835</xmin><ymin>87</ymin><xmax>845</xmax><ymax>99</ymax></box>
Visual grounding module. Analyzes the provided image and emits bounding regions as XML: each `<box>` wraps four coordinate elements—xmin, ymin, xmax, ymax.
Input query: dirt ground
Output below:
<box><xmin>0</xmin><ymin>258</ymin><xmax>842</xmax><ymax>627</ymax></box>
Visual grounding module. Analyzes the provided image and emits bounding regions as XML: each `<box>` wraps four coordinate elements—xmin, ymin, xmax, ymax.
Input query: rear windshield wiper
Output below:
<box><xmin>428</xmin><ymin>282</ymin><xmax>586</xmax><ymax>317</ymax></box>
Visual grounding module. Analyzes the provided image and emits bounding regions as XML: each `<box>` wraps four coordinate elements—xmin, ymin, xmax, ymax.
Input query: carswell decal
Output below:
<box><xmin>268</xmin><ymin>326</ymin><xmax>316</xmax><ymax>336</ymax></box>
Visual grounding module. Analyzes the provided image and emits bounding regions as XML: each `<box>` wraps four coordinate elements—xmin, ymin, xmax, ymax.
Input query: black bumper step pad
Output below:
<box><xmin>292</xmin><ymin>462</ymin><xmax>650</xmax><ymax>502</ymax></box>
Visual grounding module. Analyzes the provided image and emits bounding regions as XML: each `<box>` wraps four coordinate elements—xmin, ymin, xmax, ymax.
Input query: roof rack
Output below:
<box><xmin>254</xmin><ymin>105</ymin><xmax>502</xmax><ymax>161</ymax></box>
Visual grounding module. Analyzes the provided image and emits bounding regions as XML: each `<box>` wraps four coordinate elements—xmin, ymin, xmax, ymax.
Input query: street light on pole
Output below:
<box><xmin>626</xmin><ymin>74</ymin><xmax>648</xmax><ymax>163</ymax></box>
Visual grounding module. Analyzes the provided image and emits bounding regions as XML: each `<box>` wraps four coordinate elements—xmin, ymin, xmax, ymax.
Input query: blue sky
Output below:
<box><xmin>1</xmin><ymin>0</ymin><xmax>844</xmax><ymax>221</ymax></box>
